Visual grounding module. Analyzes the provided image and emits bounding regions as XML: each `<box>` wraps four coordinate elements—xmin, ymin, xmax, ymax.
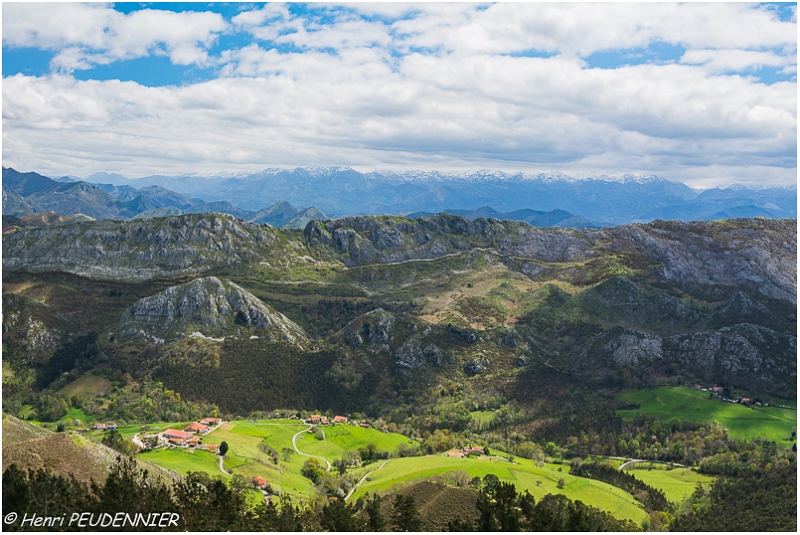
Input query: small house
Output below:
<box><xmin>185</xmin><ymin>422</ymin><xmax>209</xmax><ymax>434</ymax></box>
<box><xmin>93</xmin><ymin>423</ymin><xmax>107</xmax><ymax>431</ymax></box>
<box><xmin>199</xmin><ymin>443</ymin><xmax>219</xmax><ymax>453</ymax></box>
<box><xmin>252</xmin><ymin>476</ymin><xmax>269</xmax><ymax>490</ymax></box>
<box><xmin>200</xmin><ymin>417</ymin><xmax>222</xmax><ymax>426</ymax></box>
<box><xmin>446</xmin><ymin>451</ymin><xmax>464</xmax><ymax>458</ymax></box>
<box><xmin>307</xmin><ymin>414</ymin><xmax>328</xmax><ymax>425</ymax></box>
<box><xmin>463</xmin><ymin>446</ymin><xmax>484</xmax><ymax>456</ymax></box>
<box><xmin>709</xmin><ymin>386</ymin><xmax>724</xmax><ymax>393</ymax></box>
<box><xmin>332</xmin><ymin>416</ymin><xmax>348</xmax><ymax>424</ymax></box>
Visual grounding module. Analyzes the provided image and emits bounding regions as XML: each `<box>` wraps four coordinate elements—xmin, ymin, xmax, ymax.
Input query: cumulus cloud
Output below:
<box><xmin>1</xmin><ymin>3</ymin><xmax>796</xmax><ymax>187</ymax></box>
<box><xmin>2</xmin><ymin>3</ymin><xmax>227</xmax><ymax>70</ymax></box>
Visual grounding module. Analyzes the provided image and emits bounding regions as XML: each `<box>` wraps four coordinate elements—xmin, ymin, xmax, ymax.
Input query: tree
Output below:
<box><xmin>392</xmin><ymin>494</ymin><xmax>422</xmax><ymax>531</ymax></box>
<box><xmin>301</xmin><ymin>458</ymin><xmax>324</xmax><ymax>485</ymax></box>
<box><xmin>321</xmin><ymin>497</ymin><xmax>360</xmax><ymax>531</ymax></box>
<box><xmin>219</xmin><ymin>441</ymin><xmax>229</xmax><ymax>456</ymax></box>
<box><xmin>101</xmin><ymin>429</ymin><xmax>138</xmax><ymax>456</ymax></box>
<box><xmin>364</xmin><ymin>493</ymin><xmax>386</xmax><ymax>531</ymax></box>
<box><xmin>557</xmin><ymin>478</ymin><xmax>566</xmax><ymax>489</ymax></box>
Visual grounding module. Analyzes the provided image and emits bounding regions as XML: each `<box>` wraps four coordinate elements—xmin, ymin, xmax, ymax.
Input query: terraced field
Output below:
<box><xmin>618</xmin><ymin>387</ymin><xmax>796</xmax><ymax>444</ymax></box>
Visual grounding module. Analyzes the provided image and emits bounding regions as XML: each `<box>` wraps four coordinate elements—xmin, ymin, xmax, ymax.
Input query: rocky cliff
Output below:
<box><xmin>3</xmin><ymin>213</ymin><xmax>276</xmax><ymax>281</ymax></box>
<box><xmin>4</xmin><ymin>214</ymin><xmax>795</xmax><ymax>306</ymax></box>
<box><xmin>118</xmin><ymin>277</ymin><xmax>308</xmax><ymax>345</ymax></box>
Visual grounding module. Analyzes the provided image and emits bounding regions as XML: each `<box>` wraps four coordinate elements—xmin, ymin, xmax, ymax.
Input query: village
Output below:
<box><xmin>693</xmin><ymin>385</ymin><xmax>782</xmax><ymax>408</ymax></box>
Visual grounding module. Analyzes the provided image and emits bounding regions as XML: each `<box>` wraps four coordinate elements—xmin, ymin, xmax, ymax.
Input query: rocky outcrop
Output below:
<box><xmin>3</xmin><ymin>213</ymin><xmax>276</xmax><ymax>281</ymax></box>
<box><xmin>305</xmin><ymin>214</ymin><xmax>595</xmax><ymax>267</ymax></box>
<box><xmin>118</xmin><ymin>277</ymin><xmax>307</xmax><ymax>345</ymax></box>
<box><xmin>343</xmin><ymin>309</ymin><xmax>396</xmax><ymax>351</ymax></box>
<box><xmin>4</xmin><ymin>213</ymin><xmax>795</xmax><ymax>305</ymax></box>
<box><xmin>572</xmin><ymin>323</ymin><xmax>796</xmax><ymax>388</ymax></box>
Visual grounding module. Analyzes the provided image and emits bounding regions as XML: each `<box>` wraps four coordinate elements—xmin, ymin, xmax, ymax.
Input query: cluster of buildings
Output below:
<box><xmin>696</xmin><ymin>385</ymin><xmax>767</xmax><ymax>407</ymax></box>
<box><xmin>91</xmin><ymin>422</ymin><xmax>118</xmax><ymax>431</ymax></box>
<box><xmin>155</xmin><ymin>417</ymin><xmax>223</xmax><ymax>450</ymax></box>
<box><xmin>302</xmin><ymin>414</ymin><xmax>370</xmax><ymax>427</ymax></box>
<box><xmin>445</xmin><ymin>445</ymin><xmax>485</xmax><ymax>458</ymax></box>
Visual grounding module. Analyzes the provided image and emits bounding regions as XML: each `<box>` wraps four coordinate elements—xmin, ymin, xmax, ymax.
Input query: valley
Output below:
<box><xmin>2</xmin><ymin>211</ymin><xmax>796</xmax><ymax>531</ymax></box>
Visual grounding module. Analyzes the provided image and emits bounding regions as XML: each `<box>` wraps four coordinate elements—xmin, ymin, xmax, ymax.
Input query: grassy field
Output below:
<box><xmin>204</xmin><ymin>420</ymin><xmax>319</xmax><ymax>499</ymax></box>
<box><xmin>58</xmin><ymin>374</ymin><xmax>112</xmax><ymax>399</ymax></box>
<box><xmin>294</xmin><ymin>424</ymin><xmax>417</xmax><ymax>460</ymax></box>
<box><xmin>624</xmin><ymin>466</ymin><xmax>714</xmax><ymax>504</ymax></box>
<box><xmin>138</xmin><ymin>448</ymin><xmax>223</xmax><ymax>478</ymax></box>
<box><xmin>350</xmin><ymin>455</ymin><xmax>648</xmax><ymax>525</ymax></box>
<box><xmin>618</xmin><ymin>387</ymin><xmax>796</xmax><ymax>444</ymax></box>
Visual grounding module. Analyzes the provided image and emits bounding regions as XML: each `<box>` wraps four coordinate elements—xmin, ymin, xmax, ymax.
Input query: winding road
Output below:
<box><xmin>292</xmin><ymin>425</ymin><xmax>332</xmax><ymax>472</ymax></box>
<box><xmin>218</xmin><ymin>455</ymin><xmax>230</xmax><ymax>476</ymax></box>
<box><xmin>345</xmin><ymin>459</ymin><xmax>390</xmax><ymax>501</ymax></box>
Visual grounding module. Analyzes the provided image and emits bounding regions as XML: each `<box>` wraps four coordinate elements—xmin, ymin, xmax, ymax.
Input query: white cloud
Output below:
<box><xmin>2</xmin><ymin>3</ymin><xmax>227</xmax><ymax>71</ymax></box>
<box><xmin>1</xmin><ymin>3</ymin><xmax>796</xmax><ymax>186</ymax></box>
<box><xmin>681</xmin><ymin>48</ymin><xmax>793</xmax><ymax>73</ymax></box>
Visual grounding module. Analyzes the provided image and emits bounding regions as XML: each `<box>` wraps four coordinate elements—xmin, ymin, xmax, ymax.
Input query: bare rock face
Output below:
<box><xmin>343</xmin><ymin>309</ymin><xmax>396</xmax><ymax>350</ymax></box>
<box><xmin>118</xmin><ymin>277</ymin><xmax>307</xmax><ymax>345</ymax></box>
<box><xmin>2</xmin><ymin>213</ymin><xmax>276</xmax><ymax>281</ymax></box>
<box><xmin>571</xmin><ymin>322</ymin><xmax>795</xmax><ymax>390</ymax></box>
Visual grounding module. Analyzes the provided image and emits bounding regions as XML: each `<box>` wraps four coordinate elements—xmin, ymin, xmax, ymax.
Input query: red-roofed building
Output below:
<box><xmin>307</xmin><ymin>414</ymin><xmax>328</xmax><ymax>425</ymax></box>
<box><xmin>200</xmin><ymin>418</ymin><xmax>222</xmax><ymax>426</ymax></box>
<box><xmin>446</xmin><ymin>451</ymin><xmax>464</xmax><ymax>458</ymax></box>
<box><xmin>251</xmin><ymin>476</ymin><xmax>269</xmax><ymax>490</ymax></box>
<box><xmin>463</xmin><ymin>446</ymin><xmax>484</xmax><ymax>456</ymax></box>
<box><xmin>163</xmin><ymin>429</ymin><xmax>192</xmax><ymax>446</ymax></box>
<box><xmin>199</xmin><ymin>443</ymin><xmax>218</xmax><ymax>454</ymax></box>
<box><xmin>185</xmin><ymin>422</ymin><xmax>209</xmax><ymax>434</ymax></box>
<box><xmin>332</xmin><ymin>416</ymin><xmax>348</xmax><ymax>424</ymax></box>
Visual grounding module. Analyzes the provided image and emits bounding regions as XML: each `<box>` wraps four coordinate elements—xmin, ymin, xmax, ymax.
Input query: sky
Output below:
<box><xmin>2</xmin><ymin>2</ymin><xmax>797</xmax><ymax>188</ymax></box>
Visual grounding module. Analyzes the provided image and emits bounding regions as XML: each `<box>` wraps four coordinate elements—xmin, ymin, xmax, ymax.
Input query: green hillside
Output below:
<box><xmin>617</xmin><ymin>387</ymin><xmax>796</xmax><ymax>444</ymax></box>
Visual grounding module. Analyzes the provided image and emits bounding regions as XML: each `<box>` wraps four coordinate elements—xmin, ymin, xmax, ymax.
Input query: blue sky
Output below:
<box><xmin>2</xmin><ymin>2</ymin><xmax>797</xmax><ymax>187</ymax></box>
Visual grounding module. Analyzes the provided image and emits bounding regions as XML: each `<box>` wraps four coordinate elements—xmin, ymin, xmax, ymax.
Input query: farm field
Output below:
<box><xmin>96</xmin><ymin>417</ymin><xmax>721</xmax><ymax>524</ymax></box>
<box><xmin>294</xmin><ymin>423</ymin><xmax>418</xmax><ymax>460</ymax></box>
<box><xmin>617</xmin><ymin>387</ymin><xmax>797</xmax><ymax>444</ymax></box>
<box><xmin>138</xmin><ymin>447</ymin><xmax>222</xmax><ymax>478</ymax></box>
<box><xmin>350</xmin><ymin>455</ymin><xmax>648</xmax><ymax>524</ymax></box>
<box><xmin>624</xmin><ymin>466</ymin><xmax>714</xmax><ymax>504</ymax></box>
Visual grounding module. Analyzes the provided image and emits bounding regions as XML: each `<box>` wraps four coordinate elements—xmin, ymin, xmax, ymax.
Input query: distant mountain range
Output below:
<box><xmin>1</xmin><ymin>168</ymin><xmax>326</xmax><ymax>229</ymax></box>
<box><xmin>4</xmin><ymin>166</ymin><xmax>796</xmax><ymax>227</ymax></box>
<box><xmin>61</xmin><ymin>167</ymin><xmax>796</xmax><ymax>225</ymax></box>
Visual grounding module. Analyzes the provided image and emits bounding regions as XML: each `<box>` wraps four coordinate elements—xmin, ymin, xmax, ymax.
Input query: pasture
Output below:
<box><xmin>350</xmin><ymin>455</ymin><xmax>648</xmax><ymax>524</ymax></box>
<box><xmin>624</xmin><ymin>466</ymin><xmax>714</xmax><ymax>503</ymax></box>
<box><xmin>617</xmin><ymin>387</ymin><xmax>796</xmax><ymax>444</ymax></box>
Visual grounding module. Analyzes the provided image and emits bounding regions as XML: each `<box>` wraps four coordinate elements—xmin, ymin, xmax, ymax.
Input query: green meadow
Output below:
<box><xmin>294</xmin><ymin>423</ymin><xmax>417</xmax><ymax>460</ymax></box>
<box><xmin>624</xmin><ymin>466</ymin><xmax>714</xmax><ymax>504</ymax></box>
<box><xmin>139</xmin><ymin>448</ymin><xmax>223</xmax><ymax>477</ymax></box>
<box><xmin>617</xmin><ymin>387</ymin><xmax>796</xmax><ymax>444</ymax></box>
<box><xmin>350</xmin><ymin>455</ymin><xmax>648</xmax><ymax>524</ymax></box>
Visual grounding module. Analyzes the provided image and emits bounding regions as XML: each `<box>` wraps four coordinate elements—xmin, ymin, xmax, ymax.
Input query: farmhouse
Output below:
<box><xmin>709</xmin><ymin>386</ymin><xmax>723</xmax><ymax>393</ymax></box>
<box><xmin>199</xmin><ymin>443</ymin><xmax>219</xmax><ymax>453</ymax></box>
<box><xmin>184</xmin><ymin>422</ymin><xmax>209</xmax><ymax>434</ymax></box>
<box><xmin>163</xmin><ymin>429</ymin><xmax>193</xmax><ymax>446</ymax></box>
<box><xmin>307</xmin><ymin>414</ymin><xmax>328</xmax><ymax>425</ymax></box>
<box><xmin>200</xmin><ymin>417</ymin><xmax>222</xmax><ymax>426</ymax></box>
<box><xmin>463</xmin><ymin>446</ymin><xmax>484</xmax><ymax>456</ymax></box>
<box><xmin>445</xmin><ymin>451</ymin><xmax>464</xmax><ymax>458</ymax></box>
<box><xmin>251</xmin><ymin>476</ymin><xmax>269</xmax><ymax>490</ymax></box>
<box><xmin>332</xmin><ymin>416</ymin><xmax>348</xmax><ymax>424</ymax></box>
